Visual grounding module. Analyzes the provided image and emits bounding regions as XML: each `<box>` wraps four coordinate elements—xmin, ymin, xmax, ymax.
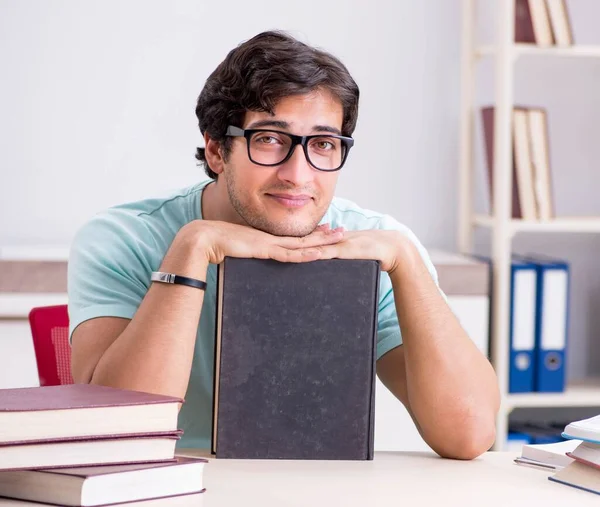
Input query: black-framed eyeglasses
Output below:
<box><xmin>225</xmin><ymin>125</ymin><xmax>354</xmax><ymax>172</ymax></box>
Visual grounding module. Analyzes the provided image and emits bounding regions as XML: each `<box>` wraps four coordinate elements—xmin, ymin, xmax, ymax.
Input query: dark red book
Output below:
<box><xmin>515</xmin><ymin>0</ymin><xmax>554</xmax><ymax>45</ymax></box>
<box><xmin>0</xmin><ymin>384</ymin><xmax>182</xmax><ymax>444</ymax></box>
<box><xmin>481</xmin><ymin>107</ymin><xmax>523</xmax><ymax>219</ymax></box>
<box><xmin>0</xmin><ymin>456</ymin><xmax>206</xmax><ymax>506</ymax></box>
<box><xmin>515</xmin><ymin>0</ymin><xmax>536</xmax><ymax>43</ymax></box>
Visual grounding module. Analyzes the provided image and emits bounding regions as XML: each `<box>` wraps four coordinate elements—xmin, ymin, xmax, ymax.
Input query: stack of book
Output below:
<box><xmin>481</xmin><ymin>106</ymin><xmax>555</xmax><ymax>222</ymax></box>
<box><xmin>0</xmin><ymin>384</ymin><xmax>206</xmax><ymax>506</ymax></box>
<box><xmin>548</xmin><ymin>415</ymin><xmax>600</xmax><ymax>496</ymax></box>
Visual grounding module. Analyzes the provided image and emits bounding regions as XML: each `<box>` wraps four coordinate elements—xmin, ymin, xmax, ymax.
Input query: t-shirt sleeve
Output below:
<box><xmin>67</xmin><ymin>211</ymin><xmax>155</xmax><ymax>341</ymax></box>
<box><xmin>375</xmin><ymin>214</ymin><xmax>445</xmax><ymax>360</ymax></box>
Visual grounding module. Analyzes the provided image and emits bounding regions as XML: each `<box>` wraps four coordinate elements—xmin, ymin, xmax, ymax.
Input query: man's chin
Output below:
<box><xmin>251</xmin><ymin>219</ymin><xmax>317</xmax><ymax>238</ymax></box>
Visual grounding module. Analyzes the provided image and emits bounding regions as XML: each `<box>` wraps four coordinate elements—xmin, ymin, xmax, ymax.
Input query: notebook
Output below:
<box><xmin>0</xmin><ymin>456</ymin><xmax>206</xmax><ymax>506</ymax></box>
<box><xmin>212</xmin><ymin>257</ymin><xmax>380</xmax><ymax>460</ymax></box>
<box><xmin>0</xmin><ymin>384</ymin><xmax>182</xmax><ymax>444</ymax></box>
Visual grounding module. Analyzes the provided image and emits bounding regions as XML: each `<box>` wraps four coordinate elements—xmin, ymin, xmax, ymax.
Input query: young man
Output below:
<box><xmin>69</xmin><ymin>31</ymin><xmax>499</xmax><ymax>459</ymax></box>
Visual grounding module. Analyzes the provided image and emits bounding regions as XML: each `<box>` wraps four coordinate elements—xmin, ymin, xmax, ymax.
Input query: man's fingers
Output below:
<box><xmin>309</xmin><ymin>244</ymin><xmax>338</xmax><ymax>260</ymax></box>
<box><xmin>277</xmin><ymin>228</ymin><xmax>344</xmax><ymax>250</ymax></box>
<box><xmin>268</xmin><ymin>245</ymin><xmax>323</xmax><ymax>263</ymax></box>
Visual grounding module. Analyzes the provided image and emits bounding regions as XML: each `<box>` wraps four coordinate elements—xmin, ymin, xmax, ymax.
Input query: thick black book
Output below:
<box><xmin>211</xmin><ymin>257</ymin><xmax>380</xmax><ymax>460</ymax></box>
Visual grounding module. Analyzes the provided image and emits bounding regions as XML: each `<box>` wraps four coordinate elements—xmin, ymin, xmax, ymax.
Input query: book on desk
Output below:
<box><xmin>549</xmin><ymin>414</ymin><xmax>600</xmax><ymax>495</ymax></box>
<box><xmin>0</xmin><ymin>384</ymin><xmax>206</xmax><ymax>506</ymax></box>
<box><xmin>514</xmin><ymin>414</ymin><xmax>600</xmax><ymax>496</ymax></box>
<box><xmin>212</xmin><ymin>257</ymin><xmax>380</xmax><ymax>460</ymax></box>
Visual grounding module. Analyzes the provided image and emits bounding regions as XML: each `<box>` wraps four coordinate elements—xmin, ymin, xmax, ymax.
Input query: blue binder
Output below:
<box><xmin>508</xmin><ymin>259</ymin><xmax>538</xmax><ymax>393</ymax></box>
<box><xmin>528</xmin><ymin>256</ymin><xmax>570</xmax><ymax>393</ymax></box>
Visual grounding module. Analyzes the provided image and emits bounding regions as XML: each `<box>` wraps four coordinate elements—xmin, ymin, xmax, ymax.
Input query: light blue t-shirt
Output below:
<box><xmin>68</xmin><ymin>179</ymin><xmax>441</xmax><ymax>448</ymax></box>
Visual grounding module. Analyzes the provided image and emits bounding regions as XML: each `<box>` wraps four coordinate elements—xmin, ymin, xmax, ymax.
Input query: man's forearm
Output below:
<box><xmin>90</xmin><ymin>242</ymin><xmax>209</xmax><ymax>400</ymax></box>
<box><xmin>389</xmin><ymin>242</ymin><xmax>500</xmax><ymax>458</ymax></box>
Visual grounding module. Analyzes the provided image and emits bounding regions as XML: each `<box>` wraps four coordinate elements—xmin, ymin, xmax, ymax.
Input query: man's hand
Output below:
<box><xmin>177</xmin><ymin>220</ymin><xmax>345</xmax><ymax>267</ymax></box>
<box><xmin>75</xmin><ymin>221</ymin><xmax>345</xmax><ymax>400</ymax></box>
<box><xmin>309</xmin><ymin>229</ymin><xmax>405</xmax><ymax>272</ymax></box>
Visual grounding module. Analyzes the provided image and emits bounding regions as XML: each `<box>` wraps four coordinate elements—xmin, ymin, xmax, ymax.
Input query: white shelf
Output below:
<box><xmin>458</xmin><ymin>0</ymin><xmax>600</xmax><ymax>450</ymax></box>
<box><xmin>476</xmin><ymin>43</ymin><xmax>600</xmax><ymax>59</ymax></box>
<box><xmin>474</xmin><ymin>215</ymin><xmax>600</xmax><ymax>234</ymax></box>
<box><xmin>506</xmin><ymin>380</ymin><xmax>600</xmax><ymax>409</ymax></box>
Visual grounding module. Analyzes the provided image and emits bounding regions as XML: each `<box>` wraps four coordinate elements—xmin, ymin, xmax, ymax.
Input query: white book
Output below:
<box><xmin>0</xmin><ymin>456</ymin><xmax>206</xmax><ymax>507</ymax></box>
<box><xmin>0</xmin><ymin>493</ymin><xmax>205</xmax><ymax>507</ymax></box>
<box><xmin>569</xmin><ymin>441</ymin><xmax>600</xmax><ymax>468</ymax></box>
<box><xmin>520</xmin><ymin>439</ymin><xmax>580</xmax><ymax>468</ymax></box>
<box><xmin>0</xmin><ymin>434</ymin><xmax>181</xmax><ymax>471</ymax></box>
<box><xmin>563</xmin><ymin>414</ymin><xmax>600</xmax><ymax>443</ymax></box>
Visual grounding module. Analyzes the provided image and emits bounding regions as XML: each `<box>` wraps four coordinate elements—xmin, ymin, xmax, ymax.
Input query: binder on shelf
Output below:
<box><xmin>511</xmin><ymin>421</ymin><xmax>566</xmax><ymax>444</ymax></box>
<box><xmin>506</xmin><ymin>431</ymin><xmax>531</xmax><ymax>452</ymax></box>
<box><xmin>528</xmin><ymin>255</ymin><xmax>570</xmax><ymax>393</ymax></box>
<box><xmin>508</xmin><ymin>258</ymin><xmax>538</xmax><ymax>393</ymax></box>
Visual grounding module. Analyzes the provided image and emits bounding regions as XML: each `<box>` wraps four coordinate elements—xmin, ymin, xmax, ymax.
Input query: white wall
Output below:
<box><xmin>1</xmin><ymin>0</ymin><xmax>599</xmax><ymax>378</ymax></box>
<box><xmin>0</xmin><ymin>0</ymin><xmax>461</xmax><ymax>248</ymax></box>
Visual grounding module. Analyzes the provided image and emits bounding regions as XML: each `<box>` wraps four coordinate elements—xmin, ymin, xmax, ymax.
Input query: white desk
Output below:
<box><xmin>175</xmin><ymin>450</ymin><xmax>598</xmax><ymax>507</ymax></box>
<box><xmin>0</xmin><ymin>451</ymin><xmax>595</xmax><ymax>506</ymax></box>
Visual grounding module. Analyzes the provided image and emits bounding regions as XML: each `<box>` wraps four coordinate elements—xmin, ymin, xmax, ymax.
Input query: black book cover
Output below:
<box><xmin>212</xmin><ymin>257</ymin><xmax>380</xmax><ymax>460</ymax></box>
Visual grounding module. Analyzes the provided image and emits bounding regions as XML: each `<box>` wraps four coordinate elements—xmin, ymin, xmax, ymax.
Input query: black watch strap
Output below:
<box><xmin>151</xmin><ymin>271</ymin><xmax>207</xmax><ymax>291</ymax></box>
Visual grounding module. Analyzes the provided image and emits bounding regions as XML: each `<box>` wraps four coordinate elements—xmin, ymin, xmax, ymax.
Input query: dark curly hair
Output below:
<box><xmin>195</xmin><ymin>30</ymin><xmax>360</xmax><ymax>179</ymax></box>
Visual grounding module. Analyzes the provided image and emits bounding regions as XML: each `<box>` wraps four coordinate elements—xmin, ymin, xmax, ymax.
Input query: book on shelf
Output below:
<box><xmin>481</xmin><ymin>106</ymin><xmax>555</xmax><ymax>221</ymax></box>
<box><xmin>527</xmin><ymin>109</ymin><xmax>554</xmax><ymax>221</ymax></box>
<box><xmin>515</xmin><ymin>0</ymin><xmax>573</xmax><ymax>47</ymax></box>
<box><xmin>545</xmin><ymin>0</ymin><xmax>574</xmax><ymax>46</ymax></box>
<box><xmin>548</xmin><ymin>416</ymin><xmax>600</xmax><ymax>496</ymax></box>
<box><xmin>0</xmin><ymin>456</ymin><xmax>206</xmax><ymax>507</ymax></box>
<box><xmin>0</xmin><ymin>384</ymin><xmax>182</xmax><ymax>444</ymax></box>
<box><xmin>212</xmin><ymin>257</ymin><xmax>380</xmax><ymax>460</ymax></box>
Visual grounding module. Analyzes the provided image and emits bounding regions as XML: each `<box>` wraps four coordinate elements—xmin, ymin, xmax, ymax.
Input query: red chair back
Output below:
<box><xmin>28</xmin><ymin>305</ymin><xmax>74</xmax><ymax>386</ymax></box>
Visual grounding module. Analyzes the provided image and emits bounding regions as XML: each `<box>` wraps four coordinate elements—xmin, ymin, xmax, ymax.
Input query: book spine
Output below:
<box><xmin>366</xmin><ymin>262</ymin><xmax>381</xmax><ymax>461</ymax></box>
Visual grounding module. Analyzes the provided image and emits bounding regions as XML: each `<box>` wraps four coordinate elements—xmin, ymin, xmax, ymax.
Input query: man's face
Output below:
<box><xmin>221</xmin><ymin>89</ymin><xmax>343</xmax><ymax>237</ymax></box>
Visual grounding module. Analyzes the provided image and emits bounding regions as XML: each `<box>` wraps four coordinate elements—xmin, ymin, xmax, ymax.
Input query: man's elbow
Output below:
<box><xmin>434</xmin><ymin>416</ymin><xmax>496</xmax><ymax>460</ymax></box>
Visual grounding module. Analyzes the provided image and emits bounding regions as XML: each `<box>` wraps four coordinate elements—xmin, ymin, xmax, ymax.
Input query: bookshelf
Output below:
<box><xmin>458</xmin><ymin>0</ymin><xmax>600</xmax><ymax>450</ymax></box>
